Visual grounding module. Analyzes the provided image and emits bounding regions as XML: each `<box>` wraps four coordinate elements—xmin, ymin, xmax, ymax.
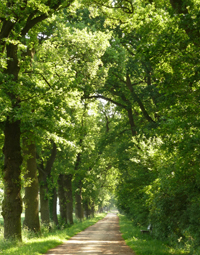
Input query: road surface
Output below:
<box><xmin>45</xmin><ymin>213</ymin><xmax>135</xmax><ymax>255</ymax></box>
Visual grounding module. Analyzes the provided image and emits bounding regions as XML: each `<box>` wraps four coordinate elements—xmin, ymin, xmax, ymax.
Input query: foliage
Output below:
<box><xmin>0</xmin><ymin>213</ymin><xmax>106</xmax><ymax>255</ymax></box>
<box><xmin>119</xmin><ymin>214</ymin><xmax>190</xmax><ymax>255</ymax></box>
<box><xmin>97</xmin><ymin>0</ymin><xmax>200</xmax><ymax>252</ymax></box>
<box><xmin>0</xmin><ymin>0</ymin><xmax>200</xmax><ymax>252</ymax></box>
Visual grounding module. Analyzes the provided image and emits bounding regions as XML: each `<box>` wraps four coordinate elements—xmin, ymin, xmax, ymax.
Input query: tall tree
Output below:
<box><xmin>0</xmin><ymin>0</ymin><xmax>75</xmax><ymax>240</ymax></box>
<box><xmin>38</xmin><ymin>141</ymin><xmax>57</xmax><ymax>225</ymax></box>
<box><xmin>22</xmin><ymin>136</ymin><xmax>40</xmax><ymax>233</ymax></box>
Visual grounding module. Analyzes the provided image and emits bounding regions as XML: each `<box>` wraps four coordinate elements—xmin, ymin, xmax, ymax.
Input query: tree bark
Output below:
<box><xmin>75</xmin><ymin>185</ymin><xmax>84</xmax><ymax>221</ymax></box>
<box><xmin>38</xmin><ymin>142</ymin><xmax>57</xmax><ymax>225</ymax></box>
<box><xmin>39</xmin><ymin>177</ymin><xmax>50</xmax><ymax>225</ymax></box>
<box><xmin>2</xmin><ymin>119</ymin><xmax>23</xmax><ymax>240</ymax></box>
<box><xmin>52</xmin><ymin>188</ymin><xmax>59</xmax><ymax>225</ymax></box>
<box><xmin>91</xmin><ymin>201</ymin><xmax>95</xmax><ymax>218</ymax></box>
<box><xmin>65</xmin><ymin>174</ymin><xmax>73</xmax><ymax>225</ymax></box>
<box><xmin>74</xmin><ymin>148</ymin><xmax>84</xmax><ymax>221</ymax></box>
<box><xmin>23</xmin><ymin>139</ymin><xmax>40</xmax><ymax>232</ymax></box>
<box><xmin>49</xmin><ymin>187</ymin><xmax>59</xmax><ymax>226</ymax></box>
<box><xmin>127</xmin><ymin>107</ymin><xmax>137</xmax><ymax>136</ymax></box>
<box><xmin>58</xmin><ymin>174</ymin><xmax>68</xmax><ymax>224</ymax></box>
<box><xmin>98</xmin><ymin>204</ymin><xmax>103</xmax><ymax>213</ymax></box>
<box><xmin>84</xmin><ymin>199</ymin><xmax>91</xmax><ymax>219</ymax></box>
<box><xmin>126</xmin><ymin>73</ymin><xmax>155</xmax><ymax>123</ymax></box>
<box><xmin>2</xmin><ymin>43</ymin><xmax>22</xmax><ymax>240</ymax></box>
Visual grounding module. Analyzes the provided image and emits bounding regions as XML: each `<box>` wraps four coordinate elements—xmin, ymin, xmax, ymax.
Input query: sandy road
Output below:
<box><xmin>45</xmin><ymin>213</ymin><xmax>135</xmax><ymax>255</ymax></box>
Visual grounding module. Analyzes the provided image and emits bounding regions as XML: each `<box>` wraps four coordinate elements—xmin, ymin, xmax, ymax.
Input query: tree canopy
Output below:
<box><xmin>0</xmin><ymin>0</ymin><xmax>200</xmax><ymax>252</ymax></box>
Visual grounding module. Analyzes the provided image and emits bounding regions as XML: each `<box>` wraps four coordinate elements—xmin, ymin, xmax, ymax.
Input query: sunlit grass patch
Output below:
<box><xmin>0</xmin><ymin>213</ymin><xmax>106</xmax><ymax>255</ymax></box>
<box><xmin>119</xmin><ymin>214</ymin><xmax>190</xmax><ymax>255</ymax></box>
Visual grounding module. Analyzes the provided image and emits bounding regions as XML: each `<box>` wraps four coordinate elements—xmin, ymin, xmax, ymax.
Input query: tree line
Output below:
<box><xmin>0</xmin><ymin>0</ymin><xmax>200</xmax><ymax>252</ymax></box>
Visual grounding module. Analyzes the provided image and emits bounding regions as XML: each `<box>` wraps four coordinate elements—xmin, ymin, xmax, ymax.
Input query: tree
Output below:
<box><xmin>75</xmin><ymin>1</ymin><xmax>200</xmax><ymax>250</ymax></box>
<box><xmin>38</xmin><ymin>141</ymin><xmax>57</xmax><ymax>225</ymax></box>
<box><xmin>0</xmin><ymin>0</ymin><xmax>77</xmax><ymax>240</ymax></box>
<box><xmin>99</xmin><ymin>1</ymin><xmax>200</xmax><ymax>248</ymax></box>
<box><xmin>22</xmin><ymin>135</ymin><xmax>40</xmax><ymax>233</ymax></box>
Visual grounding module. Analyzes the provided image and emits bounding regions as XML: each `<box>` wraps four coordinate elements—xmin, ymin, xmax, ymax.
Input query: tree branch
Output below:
<box><xmin>21</xmin><ymin>13</ymin><xmax>48</xmax><ymax>36</ymax></box>
<box><xmin>0</xmin><ymin>20</ymin><xmax>16</xmax><ymax>53</ymax></box>
<box><xmin>45</xmin><ymin>141</ymin><xmax>57</xmax><ymax>175</ymax></box>
<box><xmin>127</xmin><ymin>107</ymin><xmax>137</xmax><ymax>136</ymax></box>
<box><xmin>86</xmin><ymin>94</ymin><xmax>127</xmax><ymax>108</ymax></box>
<box><xmin>33</xmin><ymin>72</ymin><xmax>52</xmax><ymax>89</ymax></box>
<box><xmin>126</xmin><ymin>74</ymin><xmax>155</xmax><ymax>123</ymax></box>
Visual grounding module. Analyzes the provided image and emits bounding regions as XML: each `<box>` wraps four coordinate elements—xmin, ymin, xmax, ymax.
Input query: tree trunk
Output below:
<box><xmin>84</xmin><ymin>200</ymin><xmax>90</xmax><ymax>219</ymax></box>
<box><xmin>52</xmin><ymin>188</ymin><xmax>58</xmax><ymax>225</ymax></box>
<box><xmin>39</xmin><ymin>162</ymin><xmax>50</xmax><ymax>224</ymax></box>
<box><xmin>23</xmin><ymin>140</ymin><xmax>40</xmax><ymax>232</ymax></box>
<box><xmin>98</xmin><ymin>204</ymin><xmax>103</xmax><ymax>213</ymax></box>
<box><xmin>75</xmin><ymin>186</ymin><xmax>84</xmax><ymax>221</ymax></box>
<box><xmin>2</xmin><ymin>119</ymin><xmax>23</xmax><ymax>240</ymax></box>
<box><xmin>74</xmin><ymin>149</ymin><xmax>84</xmax><ymax>221</ymax></box>
<box><xmin>1</xmin><ymin>42</ymin><xmax>23</xmax><ymax>240</ymax></box>
<box><xmin>65</xmin><ymin>174</ymin><xmax>73</xmax><ymax>225</ymax></box>
<box><xmin>127</xmin><ymin>107</ymin><xmax>137</xmax><ymax>136</ymax></box>
<box><xmin>49</xmin><ymin>187</ymin><xmax>58</xmax><ymax>226</ymax></box>
<box><xmin>39</xmin><ymin>179</ymin><xmax>50</xmax><ymax>225</ymax></box>
<box><xmin>58</xmin><ymin>174</ymin><xmax>67</xmax><ymax>224</ymax></box>
<box><xmin>91</xmin><ymin>201</ymin><xmax>95</xmax><ymax>218</ymax></box>
<box><xmin>38</xmin><ymin>142</ymin><xmax>57</xmax><ymax>225</ymax></box>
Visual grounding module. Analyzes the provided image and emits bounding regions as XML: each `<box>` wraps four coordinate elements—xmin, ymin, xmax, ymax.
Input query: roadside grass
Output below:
<box><xmin>119</xmin><ymin>214</ymin><xmax>190</xmax><ymax>255</ymax></box>
<box><xmin>0</xmin><ymin>213</ymin><xmax>106</xmax><ymax>255</ymax></box>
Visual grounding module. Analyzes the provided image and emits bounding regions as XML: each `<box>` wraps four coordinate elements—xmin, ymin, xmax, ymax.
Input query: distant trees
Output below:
<box><xmin>0</xmin><ymin>0</ymin><xmax>200</xmax><ymax>251</ymax></box>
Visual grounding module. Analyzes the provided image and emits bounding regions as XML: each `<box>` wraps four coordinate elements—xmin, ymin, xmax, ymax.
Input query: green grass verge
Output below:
<box><xmin>0</xmin><ymin>213</ymin><xmax>106</xmax><ymax>255</ymax></box>
<box><xmin>119</xmin><ymin>214</ymin><xmax>190</xmax><ymax>255</ymax></box>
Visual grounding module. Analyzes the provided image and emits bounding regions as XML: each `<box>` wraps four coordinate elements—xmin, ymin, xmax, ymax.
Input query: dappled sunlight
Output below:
<box><xmin>46</xmin><ymin>213</ymin><xmax>135</xmax><ymax>255</ymax></box>
<box><xmin>46</xmin><ymin>242</ymin><xmax>133</xmax><ymax>254</ymax></box>
<box><xmin>67</xmin><ymin>240</ymin><xmax>122</xmax><ymax>244</ymax></box>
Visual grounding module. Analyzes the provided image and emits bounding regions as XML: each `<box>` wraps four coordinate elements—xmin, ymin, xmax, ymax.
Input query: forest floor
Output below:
<box><xmin>45</xmin><ymin>213</ymin><xmax>135</xmax><ymax>255</ymax></box>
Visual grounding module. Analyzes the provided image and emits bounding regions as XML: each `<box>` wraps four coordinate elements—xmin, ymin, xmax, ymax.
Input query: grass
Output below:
<box><xmin>0</xmin><ymin>213</ymin><xmax>106</xmax><ymax>255</ymax></box>
<box><xmin>118</xmin><ymin>214</ymin><xmax>191</xmax><ymax>255</ymax></box>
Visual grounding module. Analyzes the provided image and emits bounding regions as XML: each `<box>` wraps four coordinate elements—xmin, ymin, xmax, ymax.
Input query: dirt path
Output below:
<box><xmin>45</xmin><ymin>213</ymin><xmax>135</xmax><ymax>255</ymax></box>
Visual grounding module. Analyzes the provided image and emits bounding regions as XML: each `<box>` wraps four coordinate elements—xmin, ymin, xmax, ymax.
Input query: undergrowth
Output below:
<box><xmin>118</xmin><ymin>214</ymin><xmax>192</xmax><ymax>255</ymax></box>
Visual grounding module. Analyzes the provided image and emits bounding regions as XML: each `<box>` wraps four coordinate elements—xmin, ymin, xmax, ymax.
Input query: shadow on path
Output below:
<box><xmin>45</xmin><ymin>213</ymin><xmax>135</xmax><ymax>255</ymax></box>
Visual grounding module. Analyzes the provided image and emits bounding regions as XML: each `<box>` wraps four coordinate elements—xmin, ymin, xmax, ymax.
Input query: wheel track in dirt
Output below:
<box><xmin>45</xmin><ymin>213</ymin><xmax>135</xmax><ymax>255</ymax></box>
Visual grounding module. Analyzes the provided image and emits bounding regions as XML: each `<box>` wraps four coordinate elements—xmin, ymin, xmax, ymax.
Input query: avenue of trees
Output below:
<box><xmin>0</xmin><ymin>0</ymin><xmax>200</xmax><ymax>252</ymax></box>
